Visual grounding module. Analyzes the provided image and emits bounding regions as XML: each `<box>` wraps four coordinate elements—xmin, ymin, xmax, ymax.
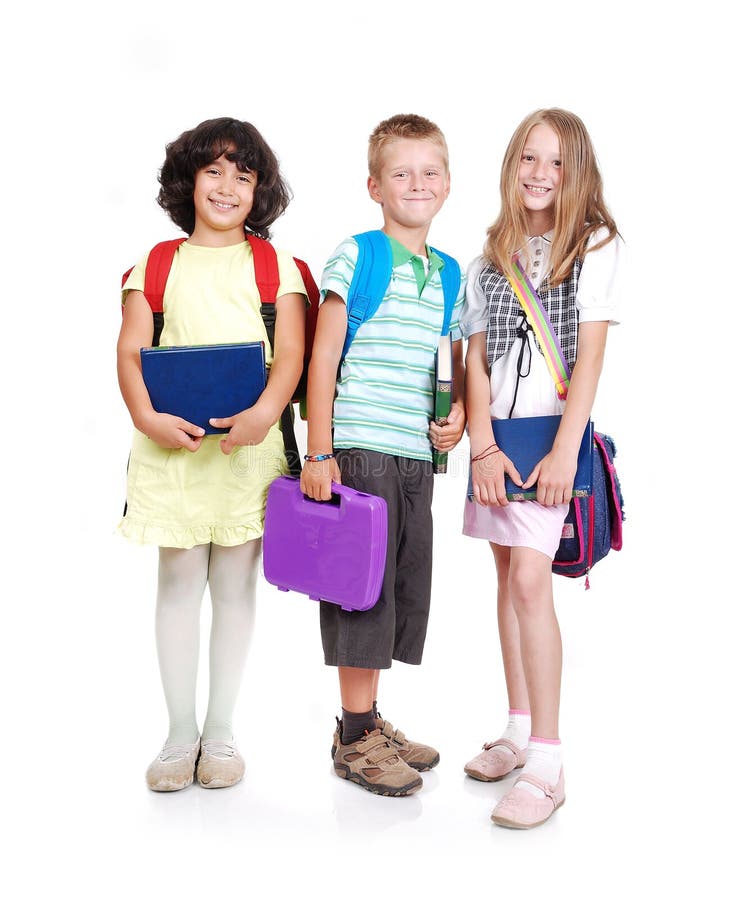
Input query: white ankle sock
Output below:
<box><xmin>516</xmin><ymin>736</ymin><xmax>562</xmax><ymax>798</ymax></box>
<box><xmin>492</xmin><ymin>709</ymin><xmax>531</xmax><ymax>759</ymax></box>
<box><xmin>504</xmin><ymin>709</ymin><xmax>531</xmax><ymax>747</ymax></box>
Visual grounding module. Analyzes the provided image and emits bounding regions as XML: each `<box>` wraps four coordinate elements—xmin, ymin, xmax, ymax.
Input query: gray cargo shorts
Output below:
<box><xmin>320</xmin><ymin>448</ymin><xmax>434</xmax><ymax>669</ymax></box>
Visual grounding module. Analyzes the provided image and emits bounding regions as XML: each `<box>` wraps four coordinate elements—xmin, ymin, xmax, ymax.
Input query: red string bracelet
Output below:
<box><xmin>471</xmin><ymin>444</ymin><xmax>500</xmax><ymax>462</ymax></box>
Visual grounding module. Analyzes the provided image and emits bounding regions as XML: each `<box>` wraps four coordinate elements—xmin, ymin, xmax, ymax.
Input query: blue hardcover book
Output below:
<box><xmin>140</xmin><ymin>342</ymin><xmax>267</xmax><ymax>434</ymax></box>
<box><xmin>491</xmin><ymin>415</ymin><xmax>594</xmax><ymax>501</ymax></box>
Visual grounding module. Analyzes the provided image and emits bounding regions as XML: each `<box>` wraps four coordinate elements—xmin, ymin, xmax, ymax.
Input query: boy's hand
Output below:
<box><xmin>522</xmin><ymin>448</ymin><xmax>576</xmax><ymax>506</ymax></box>
<box><xmin>429</xmin><ymin>400</ymin><xmax>466</xmax><ymax>451</ymax></box>
<box><xmin>300</xmin><ymin>458</ymin><xmax>342</xmax><ymax>501</ymax></box>
<box><xmin>210</xmin><ymin>406</ymin><xmax>273</xmax><ymax>455</ymax></box>
<box><xmin>139</xmin><ymin>410</ymin><xmax>205</xmax><ymax>451</ymax></box>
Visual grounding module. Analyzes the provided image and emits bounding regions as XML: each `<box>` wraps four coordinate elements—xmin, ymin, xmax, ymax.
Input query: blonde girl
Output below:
<box><xmin>461</xmin><ymin>109</ymin><xmax>623</xmax><ymax>828</ymax></box>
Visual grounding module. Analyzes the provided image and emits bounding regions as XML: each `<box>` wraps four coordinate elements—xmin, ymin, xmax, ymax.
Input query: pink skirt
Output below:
<box><xmin>462</xmin><ymin>497</ymin><xmax>569</xmax><ymax>560</ymax></box>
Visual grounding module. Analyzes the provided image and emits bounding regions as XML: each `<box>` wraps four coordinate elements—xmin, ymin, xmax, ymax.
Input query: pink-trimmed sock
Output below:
<box><xmin>516</xmin><ymin>736</ymin><xmax>562</xmax><ymax>799</ymax></box>
<box><xmin>503</xmin><ymin>709</ymin><xmax>531</xmax><ymax>750</ymax></box>
<box><xmin>491</xmin><ymin>709</ymin><xmax>531</xmax><ymax>762</ymax></box>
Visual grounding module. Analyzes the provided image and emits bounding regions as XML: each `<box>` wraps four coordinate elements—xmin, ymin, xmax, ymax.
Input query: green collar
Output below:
<box><xmin>387</xmin><ymin>234</ymin><xmax>444</xmax><ymax>296</ymax></box>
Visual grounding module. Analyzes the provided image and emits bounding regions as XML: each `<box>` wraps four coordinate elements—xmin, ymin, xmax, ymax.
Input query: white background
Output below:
<box><xmin>2</xmin><ymin>1</ymin><xmax>737</xmax><ymax>896</ymax></box>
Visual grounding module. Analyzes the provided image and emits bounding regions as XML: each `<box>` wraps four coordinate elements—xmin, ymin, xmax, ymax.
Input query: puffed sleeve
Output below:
<box><xmin>576</xmin><ymin>229</ymin><xmax>624</xmax><ymax>325</ymax></box>
<box><xmin>275</xmin><ymin>249</ymin><xmax>309</xmax><ymax>299</ymax></box>
<box><xmin>459</xmin><ymin>256</ymin><xmax>488</xmax><ymax>338</ymax></box>
<box><xmin>121</xmin><ymin>254</ymin><xmax>147</xmax><ymax>303</ymax></box>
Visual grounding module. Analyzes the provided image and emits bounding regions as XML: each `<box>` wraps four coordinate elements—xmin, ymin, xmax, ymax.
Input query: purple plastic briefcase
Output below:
<box><xmin>262</xmin><ymin>476</ymin><xmax>388</xmax><ymax>612</ymax></box>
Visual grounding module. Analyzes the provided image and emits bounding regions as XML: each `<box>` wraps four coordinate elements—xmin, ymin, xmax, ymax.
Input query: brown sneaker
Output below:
<box><xmin>332</xmin><ymin>725</ymin><xmax>423</xmax><ymax>796</ymax></box>
<box><xmin>331</xmin><ymin>717</ymin><xmax>440</xmax><ymax>772</ymax></box>
<box><xmin>376</xmin><ymin>718</ymin><xmax>440</xmax><ymax>772</ymax></box>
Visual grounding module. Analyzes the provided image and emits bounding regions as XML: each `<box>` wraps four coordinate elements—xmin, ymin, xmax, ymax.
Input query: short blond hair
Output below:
<box><xmin>368</xmin><ymin>114</ymin><xmax>449</xmax><ymax>179</ymax></box>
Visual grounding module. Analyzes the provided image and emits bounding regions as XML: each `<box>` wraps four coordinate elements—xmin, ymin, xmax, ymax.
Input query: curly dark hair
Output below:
<box><xmin>157</xmin><ymin>117</ymin><xmax>291</xmax><ymax>239</ymax></box>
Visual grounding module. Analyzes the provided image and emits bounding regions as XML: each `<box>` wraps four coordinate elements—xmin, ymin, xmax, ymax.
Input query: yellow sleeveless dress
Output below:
<box><xmin>118</xmin><ymin>240</ymin><xmax>305</xmax><ymax>548</ymax></box>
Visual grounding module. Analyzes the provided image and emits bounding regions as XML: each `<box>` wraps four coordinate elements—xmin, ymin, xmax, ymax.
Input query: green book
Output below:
<box><xmin>433</xmin><ymin>333</ymin><xmax>453</xmax><ymax>474</ymax></box>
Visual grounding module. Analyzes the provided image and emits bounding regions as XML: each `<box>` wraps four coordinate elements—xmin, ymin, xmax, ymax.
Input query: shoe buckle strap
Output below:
<box><xmin>515</xmin><ymin>773</ymin><xmax>557</xmax><ymax>806</ymax></box>
<box><xmin>483</xmin><ymin>738</ymin><xmax>521</xmax><ymax>756</ymax></box>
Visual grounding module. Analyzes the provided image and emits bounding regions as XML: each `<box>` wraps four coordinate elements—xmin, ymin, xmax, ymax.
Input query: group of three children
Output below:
<box><xmin>117</xmin><ymin>108</ymin><xmax>622</xmax><ymax>830</ymax></box>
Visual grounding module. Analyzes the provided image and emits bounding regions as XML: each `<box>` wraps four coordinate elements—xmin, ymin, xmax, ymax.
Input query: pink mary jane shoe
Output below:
<box><xmin>490</xmin><ymin>769</ymin><xmax>565</xmax><ymax>829</ymax></box>
<box><xmin>464</xmin><ymin>738</ymin><xmax>527</xmax><ymax>782</ymax></box>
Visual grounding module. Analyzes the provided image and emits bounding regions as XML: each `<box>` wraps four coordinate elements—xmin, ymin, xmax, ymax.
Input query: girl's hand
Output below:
<box><xmin>139</xmin><ymin>410</ymin><xmax>205</xmax><ymax>451</ymax></box>
<box><xmin>470</xmin><ymin>446</ymin><xmax>522</xmax><ymax>507</ymax></box>
<box><xmin>300</xmin><ymin>457</ymin><xmax>342</xmax><ymax>501</ymax></box>
<box><xmin>210</xmin><ymin>406</ymin><xmax>274</xmax><ymax>455</ymax></box>
<box><xmin>522</xmin><ymin>448</ymin><xmax>576</xmax><ymax>506</ymax></box>
<box><xmin>429</xmin><ymin>400</ymin><xmax>466</xmax><ymax>451</ymax></box>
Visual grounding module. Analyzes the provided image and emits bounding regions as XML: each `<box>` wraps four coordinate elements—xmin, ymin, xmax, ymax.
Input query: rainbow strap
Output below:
<box><xmin>507</xmin><ymin>257</ymin><xmax>571</xmax><ymax>400</ymax></box>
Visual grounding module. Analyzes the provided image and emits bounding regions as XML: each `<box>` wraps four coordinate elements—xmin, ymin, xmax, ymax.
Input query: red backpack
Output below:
<box><xmin>122</xmin><ymin>234</ymin><xmax>319</xmax><ymax>475</ymax></box>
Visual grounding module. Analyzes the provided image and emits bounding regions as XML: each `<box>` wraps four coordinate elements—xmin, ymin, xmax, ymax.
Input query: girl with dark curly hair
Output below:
<box><xmin>157</xmin><ymin>117</ymin><xmax>291</xmax><ymax>240</ymax></box>
<box><xmin>117</xmin><ymin>117</ymin><xmax>306</xmax><ymax>792</ymax></box>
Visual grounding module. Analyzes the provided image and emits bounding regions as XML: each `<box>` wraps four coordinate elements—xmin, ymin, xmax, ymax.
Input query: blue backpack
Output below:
<box><xmin>552</xmin><ymin>432</ymin><xmax>625</xmax><ymax>588</ymax></box>
<box><xmin>342</xmin><ymin>230</ymin><xmax>460</xmax><ymax>359</ymax></box>
<box><xmin>503</xmin><ymin>262</ymin><xmax>625</xmax><ymax>588</ymax></box>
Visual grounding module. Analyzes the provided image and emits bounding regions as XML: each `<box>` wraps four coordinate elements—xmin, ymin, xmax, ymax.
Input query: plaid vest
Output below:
<box><xmin>481</xmin><ymin>259</ymin><xmax>582</xmax><ymax>371</ymax></box>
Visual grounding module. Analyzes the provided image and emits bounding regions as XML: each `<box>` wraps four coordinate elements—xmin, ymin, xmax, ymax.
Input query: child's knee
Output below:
<box><xmin>507</xmin><ymin>556</ymin><xmax>553</xmax><ymax>616</ymax></box>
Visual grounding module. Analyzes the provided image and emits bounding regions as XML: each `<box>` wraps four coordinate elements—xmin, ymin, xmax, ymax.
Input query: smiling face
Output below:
<box><xmin>191</xmin><ymin>152</ymin><xmax>257</xmax><ymax>245</ymax></box>
<box><xmin>518</xmin><ymin>123</ymin><xmax>562</xmax><ymax>233</ymax></box>
<box><xmin>367</xmin><ymin>138</ymin><xmax>450</xmax><ymax>246</ymax></box>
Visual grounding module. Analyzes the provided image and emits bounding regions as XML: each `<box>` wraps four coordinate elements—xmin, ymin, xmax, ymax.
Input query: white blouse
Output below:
<box><xmin>461</xmin><ymin>229</ymin><xmax>623</xmax><ymax>418</ymax></box>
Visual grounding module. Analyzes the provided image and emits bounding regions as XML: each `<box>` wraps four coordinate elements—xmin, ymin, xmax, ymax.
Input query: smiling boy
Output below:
<box><xmin>300</xmin><ymin>114</ymin><xmax>466</xmax><ymax>796</ymax></box>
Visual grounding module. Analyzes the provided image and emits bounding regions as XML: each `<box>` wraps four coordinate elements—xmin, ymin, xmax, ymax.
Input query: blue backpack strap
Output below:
<box><xmin>342</xmin><ymin>230</ymin><xmax>393</xmax><ymax>359</ymax></box>
<box><xmin>430</xmin><ymin>246</ymin><xmax>461</xmax><ymax>337</ymax></box>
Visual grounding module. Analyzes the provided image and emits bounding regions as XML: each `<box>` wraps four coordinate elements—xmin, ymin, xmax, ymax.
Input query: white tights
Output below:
<box><xmin>155</xmin><ymin>541</ymin><xmax>260</xmax><ymax>745</ymax></box>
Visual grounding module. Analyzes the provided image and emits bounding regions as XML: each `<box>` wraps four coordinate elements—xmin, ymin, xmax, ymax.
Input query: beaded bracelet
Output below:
<box><xmin>304</xmin><ymin>453</ymin><xmax>335</xmax><ymax>462</ymax></box>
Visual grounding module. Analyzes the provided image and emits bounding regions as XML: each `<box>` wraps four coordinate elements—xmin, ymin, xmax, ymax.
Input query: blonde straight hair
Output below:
<box><xmin>484</xmin><ymin>108</ymin><xmax>617</xmax><ymax>287</ymax></box>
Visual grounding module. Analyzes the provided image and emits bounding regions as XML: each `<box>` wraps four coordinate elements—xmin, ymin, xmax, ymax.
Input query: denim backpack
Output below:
<box><xmin>552</xmin><ymin>432</ymin><xmax>625</xmax><ymax>588</ymax></box>
<box><xmin>505</xmin><ymin>260</ymin><xmax>625</xmax><ymax>588</ymax></box>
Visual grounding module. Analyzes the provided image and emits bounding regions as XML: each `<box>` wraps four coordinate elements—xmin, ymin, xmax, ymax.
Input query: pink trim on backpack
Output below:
<box><xmin>587</xmin><ymin>494</ymin><xmax>595</xmax><ymax>570</ymax></box>
<box><xmin>552</xmin><ymin>497</ymin><xmax>585</xmax><ymax>571</ymax></box>
<box><xmin>594</xmin><ymin>433</ymin><xmax>623</xmax><ymax>551</ymax></box>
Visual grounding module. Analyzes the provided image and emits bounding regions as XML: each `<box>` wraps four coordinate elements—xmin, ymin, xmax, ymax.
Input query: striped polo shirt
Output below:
<box><xmin>320</xmin><ymin>234</ymin><xmax>464</xmax><ymax>461</ymax></box>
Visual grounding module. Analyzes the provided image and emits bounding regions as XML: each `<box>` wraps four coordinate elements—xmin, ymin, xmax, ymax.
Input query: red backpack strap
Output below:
<box><xmin>121</xmin><ymin>238</ymin><xmax>185</xmax><ymax>347</ymax></box>
<box><xmin>122</xmin><ymin>238</ymin><xmax>186</xmax><ymax>310</ymax></box>
<box><xmin>292</xmin><ymin>257</ymin><xmax>319</xmax><ymax>350</ymax></box>
<box><xmin>247</xmin><ymin>234</ymin><xmax>279</xmax><ymax>304</ymax></box>
<box><xmin>142</xmin><ymin>239</ymin><xmax>187</xmax><ymax>312</ymax></box>
<box><xmin>246</xmin><ymin>234</ymin><xmax>306</xmax><ymax>477</ymax></box>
